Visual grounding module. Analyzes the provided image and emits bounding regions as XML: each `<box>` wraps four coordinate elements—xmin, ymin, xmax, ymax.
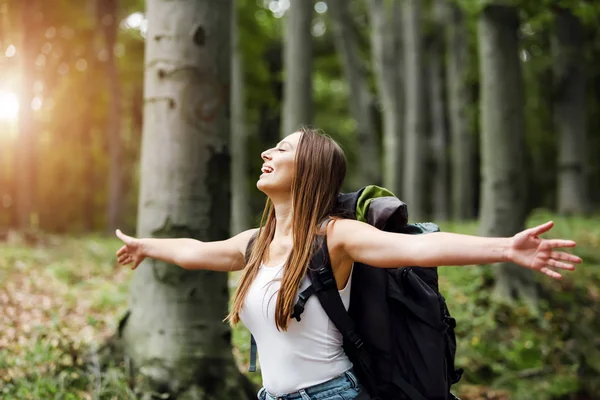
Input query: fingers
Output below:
<box><xmin>547</xmin><ymin>258</ymin><xmax>575</xmax><ymax>271</ymax></box>
<box><xmin>115</xmin><ymin>229</ymin><xmax>132</xmax><ymax>244</ymax></box>
<box><xmin>547</xmin><ymin>239</ymin><xmax>577</xmax><ymax>249</ymax></box>
<box><xmin>528</xmin><ymin>221</ymin><xmax>554</xmax><ymax>237</ymax></box>
<box><xmin>116</xmin><ymin>245</ymin><xmax>128</xmax><ymax>257</ymax></box>
<box><xmin>540</xmin><ymin>267</ymin><xmax>562</xmax><ymax>279</ymax></box>
<box><xmin>551</xmin><ymin>251</ymin><xmax>582</xmax><ymax>264</ymax></box>
<box><xmin>118</xmin><ymin>254</ymin><xmax>132</xmax><ymax>265</ymax></box>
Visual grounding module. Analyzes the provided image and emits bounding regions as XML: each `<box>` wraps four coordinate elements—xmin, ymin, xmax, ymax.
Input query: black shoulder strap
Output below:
<box><xmin>309</xmin><ymin>237</ymin><xmax>427</xmax><ymax>400</ymax></box>
<box><xmin>306</xmin><ymin>237</ymin><xmax>364</xmax><ymax>351</ymax></box>
<box><xmin>306</xmin><ymin>238</ymin><xmax>383</xmax><ymax>396</ymax></box>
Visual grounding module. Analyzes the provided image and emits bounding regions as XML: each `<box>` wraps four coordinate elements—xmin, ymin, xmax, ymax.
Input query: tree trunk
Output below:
<box><xmin>328</xmin><ymin>0</ymin><xmax>380</xmax><ymax>187</ymax></box>
<box><xmin>83</xmin><ymin>0</ymin><xmax>98</xmax><ymax>232</ymax></box>
<box><xmin>230</xmin><ymin>0</ymin><xmax>250</xmax><ymax>234</ymax></box>
<box><xmin>552</xmin><ymin>7</ymin><xmax>588</xmax><ymax>215</ymax></box>
<box><xmin>16</xmin><ymin>0</ymin><xmax>37</xmax><ymax>231</ymax></box>
<box><xmin>281</xmin><ymin>0</ymin><xmax>313</xmax><ymax>137</ymax></box>
<box><xmin>82</xmin><ymin>79</ymin><xmax>96</xmax><ymax>232</ymax></box>
<box><xmin>402</xmin><ymin>0</ymin><xmax>427</xmax><ymax>220</ymax></box>
<box><xmin>428</xmin><ymin>0</ymin><xmax>449</xmax><ymax>221</ymax></box>
<box><xmin>120</xmin><ymin>1</ymin><xmax>255</xmax><ymax>398</ymax></box>
<box><xmin>369</xmin><ymin>0</ymin><xmax>402</xmax><ymax>194</ymax></box>
<box><xmin>478</xmin><ymin>5</ymin><xmax>536</xmax><ymax>308</ymax></box>
<box><xmin>446</xmin><ymin>3</ymin><xmax>475</xmax><ymax>221</ymax></box>
<box><xmin>100</xmin><ymin>0</ymin><xmax>123</xmax><ymax>233</ymax></box>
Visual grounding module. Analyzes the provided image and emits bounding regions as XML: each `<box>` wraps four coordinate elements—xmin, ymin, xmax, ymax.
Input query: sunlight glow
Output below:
<box><xmin>5</xmin><ymin>45</ymin><xmax>16</xmax><ymax>58</ymax></box>
<box><xmin>0</xmin><ymin>91</ymin><xmax>19</xmax><ymax>121</ymax></box>
<box><xmin>267</xmin><ymin>0</ymin><xmax>290</xmax><ymax>18</ymax></box>
<box><xmin>123</xmin><ymin>12</ymin><xmax>148</xmax><ymax>37</ymax></box>
<box><xmin>315</xmin><ymin>2</ymin><xmax>328</xmax><ymax>14</ymax></box>
<box><xmin>312</xmin><ymin>20</ymin><xmax>326</xmax><ymax>37</ymax></box>
<box><xmin>32</xmin><ymin>97</ymin><xmax>42</xmax><ymax>111</ymax></box>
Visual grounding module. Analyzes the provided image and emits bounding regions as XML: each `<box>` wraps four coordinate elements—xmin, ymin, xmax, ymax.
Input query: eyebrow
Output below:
<box><xmin>278</xmin><ymin>140</ymin><xmax>294</xmax><ymax>149</ymax></box>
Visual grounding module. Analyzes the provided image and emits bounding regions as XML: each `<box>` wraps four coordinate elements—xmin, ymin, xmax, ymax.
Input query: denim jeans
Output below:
<box><xmin>257</xmin><ymin>369</ymin><xmax>362</xmax><ymax>400</ymax></box>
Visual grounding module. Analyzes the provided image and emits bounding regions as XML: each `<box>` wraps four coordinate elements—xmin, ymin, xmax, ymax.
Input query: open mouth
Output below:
<box><xmin>261</xmin><ymin>166</ymin><xmax>274</xmax><ymax>175</ymax></box>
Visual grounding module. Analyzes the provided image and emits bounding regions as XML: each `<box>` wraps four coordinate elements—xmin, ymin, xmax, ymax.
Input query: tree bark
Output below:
<box><xmin>552</xmin><ymin>7</ymin><xmax>588</xmax><ymax>215</ymax></box>
<box><xmin>230</xmin><ymin>1</ymin><xmax>250</xmax><ymax>234</ymax></box>
<box><xmin>281</xmin><ymin>0</ymin><xmax>313</xmax><ymax>137</ymax></box>
<box><xmin>83</xmin><ymin>0</ymin><xmax>99</xmax><ymax>232</ymax></box>
<box><xmin>428</xmin><ymin>0</ymin><xmax>449</xmax><ymax>221</ymax></box>
<box><xmin>328</xmin><ymin>0</ymin><xmax>380</xmax><ymax>187</ymax></box>
<box><xmin>99</xmin><ymin>0</ymin><xmax>124</xmax><ymax>233</ymax></box>
<box><xmin>446</xmin><ymin>2</ymin><xmax>475</xmax><ymax>221</ymax></box>
<box><xmin>120</xmin><ymin>1</ymin><xmax>255</xmax><ymax>398</ymax></box>
<box><xmin>402</xmin><ymin>0</ymin><xmax>427</xmax><ymax>220</ymax></box>
<box><xmin>15</xmin><ymin>0</ymin><xmax>37</xmax><ymax>231</ymax></box>
<box><xmin>478</xmin><ymin>5</ymin><xmax>536</xmax><ymax>308</ymax></box>
<box><xmin>369</xmin><ymin>0</ymin><xmax>402</xmax><ymax>194</ymax></box>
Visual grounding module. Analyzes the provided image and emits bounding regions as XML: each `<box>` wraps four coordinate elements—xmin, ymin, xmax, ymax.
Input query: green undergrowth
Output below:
<box><xmin>437</xmin><ymin>210</ymin><xmax>600</xmax><ymax>399</ymax></box>
<box><xmin>0</xmin><ymin>211</ymin><xmax>598</xmax><ymax>399</ymax></box>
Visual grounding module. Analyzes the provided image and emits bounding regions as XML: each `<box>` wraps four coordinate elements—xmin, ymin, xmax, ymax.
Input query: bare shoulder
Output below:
<box><xmin>325</xmin><ymin>217</ymin><xmax>402</xmax><ymax>267</ymax></box>
<box><xmin>326</xmin><ymin>218</ymin><xmax>374</xmax><ymax>237</ymax></box>
<box><xmin>325</xmin><ymin>218</ymin><xmax>374</xmax><ymax>252</ymax></box>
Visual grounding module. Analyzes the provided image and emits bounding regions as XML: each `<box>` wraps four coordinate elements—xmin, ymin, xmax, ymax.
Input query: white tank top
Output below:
<box><xmin>239</xmin><ymin>260</ymin><xmax>354</xmax><ymax>394</ymax></box>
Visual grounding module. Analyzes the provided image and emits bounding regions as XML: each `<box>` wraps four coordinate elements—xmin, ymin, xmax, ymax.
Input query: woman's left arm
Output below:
<box><xmin>329</xmin><ymin>219</ymin><xmax>581</xmax><ymax>279</ymax></box>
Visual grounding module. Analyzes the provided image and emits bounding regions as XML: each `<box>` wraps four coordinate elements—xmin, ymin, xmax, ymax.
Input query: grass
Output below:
<box><xmin>1</xmin><ymin>212</ymin><xmax>599</xmax><ymax>399</ymax></box>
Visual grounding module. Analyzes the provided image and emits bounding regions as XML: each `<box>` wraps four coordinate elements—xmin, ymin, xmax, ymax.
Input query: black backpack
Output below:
<box><xmin>245</xmin><ymin>185</ymin><xmax>464</xmax><ymax>400</ymax></box>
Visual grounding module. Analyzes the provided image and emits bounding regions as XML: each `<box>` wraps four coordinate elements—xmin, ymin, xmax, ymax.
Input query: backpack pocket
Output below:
<box><xmin>386</xmin><ymin>268</ymin><xmax>451</xmax><ymax>400</ymax></box>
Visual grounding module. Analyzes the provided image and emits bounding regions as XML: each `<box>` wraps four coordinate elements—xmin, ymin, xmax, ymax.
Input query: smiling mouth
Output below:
<box><xmin>261</xmin><ymin>166</ymin><xmax>274</xmax><ymax>174</ymax></box>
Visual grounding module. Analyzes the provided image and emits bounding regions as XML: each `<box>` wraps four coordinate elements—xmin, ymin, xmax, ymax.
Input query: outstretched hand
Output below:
<box><xmin>508</xmin><ymin>221</ymin><xmax>582</xmax><ymax>279</ymax></box>
<box><xmin>115</xmin><ymin>229</ymin><xmax>146</xmax><ymax>270</ymax></box>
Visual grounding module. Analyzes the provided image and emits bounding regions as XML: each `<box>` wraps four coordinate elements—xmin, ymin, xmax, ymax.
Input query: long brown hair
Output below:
<box><xmin>226</xmin><ymin>127</ymin><xmax>346</xmax><ymax>331</ymax></box>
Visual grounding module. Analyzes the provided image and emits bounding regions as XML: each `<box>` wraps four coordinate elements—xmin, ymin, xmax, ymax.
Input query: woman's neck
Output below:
<box><xmin>272</xmin><ymin>200</ymin><xmax>293</xmax><ymax>240</ymax></box>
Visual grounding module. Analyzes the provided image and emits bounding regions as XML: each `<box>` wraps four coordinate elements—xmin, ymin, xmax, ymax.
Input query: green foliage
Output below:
<box><xmin>439</xmin><ymin>212</ymin><xmax>600</xmax><ymax>399</ymax></box>
<box><xmin>0</xmin><ymin>234</ymin><xmax>135</xmax><ymax>399</ymax></box>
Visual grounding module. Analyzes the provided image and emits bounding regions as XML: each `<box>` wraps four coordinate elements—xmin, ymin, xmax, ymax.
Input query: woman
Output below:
<box><xmin>116</xmin><ymin>127</ymin><xmax>581</xmax><ymax>400</ymax></box>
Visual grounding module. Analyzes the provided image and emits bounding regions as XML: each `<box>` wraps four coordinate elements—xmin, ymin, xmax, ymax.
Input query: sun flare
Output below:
<box><xmin>0</xmin><ymin>91</ymin><xmax>20</xmax><ymax>121</ymax></box>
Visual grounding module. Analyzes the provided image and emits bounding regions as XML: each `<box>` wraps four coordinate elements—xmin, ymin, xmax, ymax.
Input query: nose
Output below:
<box><xmin>261</xmin><ymin>148</ymin><xmax>273</xmax><ymax>161</ymax></box>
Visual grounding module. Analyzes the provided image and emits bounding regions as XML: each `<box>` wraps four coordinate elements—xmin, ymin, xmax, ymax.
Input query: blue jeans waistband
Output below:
<box><xmin>258</xmin><ymin>369</ymin><xmax>360</xmax><ymax>400</ymax></box>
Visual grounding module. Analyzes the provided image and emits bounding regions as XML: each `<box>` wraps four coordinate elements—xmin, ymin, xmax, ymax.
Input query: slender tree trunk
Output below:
<box><xmin>83</xmin><ymin>0</ymin><xmax>98</xmax><ymax>232</ymax></box>
<box><xmin>552</xmin><ymin>7</ymin><xmax>588</xmax><ymax>215</ymax></box>
<box><xmin>446</xmin><ymin>3</ymin><xmax>475</xmax><ymax>220</ymax></box>
<box><xmin>0</xmin><ymin>7</ymin><xmax>8</xmax><ymax>229</ymax></box>
<box><xmin>281</xmin><ymin>0</ymin><xmax>313</xmax><ymax>137</ymax></box>
<box><xmin>402</xmin><ymin>0</ymin><xmax>427</xmax><ymax>220</ymax></box>
<box><xmin>120</xmin><ymin>1</ymin><xmax>255</xmax><ymax>398</ymax></box>
<box><xmin>0</xmin><ymin>2</ymin><xmax>3</xmax><ymax>50</ymax></box>
<box><xmin>230</xmin><ymin>0</ymin><xmax>250</xmax><ymax>234</ymax></box>
<box><xmin>82</xmin><ymin>81</ymin><xmax>96</xmax><ymax>232</ymax></box>
<box><xmin>478</xmin><ymin>5</ymin><xmax>537</xmax><ymax>308</ymax></box>
<box><xmin>100</xmin><ymin>0</ymin><xmax>123</xmax><ymax>232</ymax></box>
<box><xmin>429</xmin><ymin>0</ymin><xmax>449</xmax><ymax>221</ymax></box>
<box><xmin>328</xmin><ymin>0</ymin><xmax>380</xmax><ymax>187</ymax></box>
<box><xmin>16</xmin><ymin>0</ymin><xmax>37</xmax><ymax>231</ymax></box>
<box><xmin>369</xmin><ymin>0</ymin><xmax>402</xmax><ymax>194</ymax></box>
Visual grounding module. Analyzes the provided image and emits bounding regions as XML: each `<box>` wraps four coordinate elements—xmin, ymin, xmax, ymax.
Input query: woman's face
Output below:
<box><xmin>257</xmin><ymin>131</ymin><xmax>302</xmax><ymax>196</ymax></box>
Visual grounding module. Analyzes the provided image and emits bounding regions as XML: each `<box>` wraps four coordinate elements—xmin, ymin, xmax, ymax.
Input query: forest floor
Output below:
<box><xmin>1</xmin><ymin>210</ymin><xmax>599</xmax><ymax>400</ymax></box>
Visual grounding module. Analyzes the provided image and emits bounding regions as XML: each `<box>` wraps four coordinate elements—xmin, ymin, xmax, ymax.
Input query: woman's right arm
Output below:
<box><xmin>116</xmin><ymin>228</ymin><xmax>258</xmax><ymax>272</ymax></box>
